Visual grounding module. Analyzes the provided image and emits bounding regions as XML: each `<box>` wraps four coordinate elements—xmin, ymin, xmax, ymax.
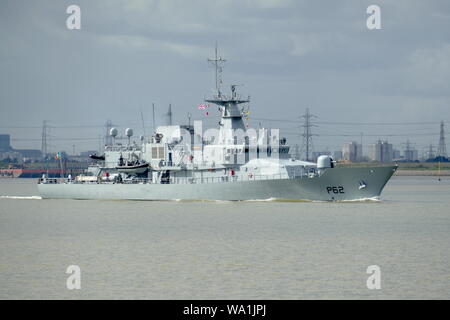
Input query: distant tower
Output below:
<box><xmin>299</xmin><ymin>108</ymin><xmax>318</xmax><ymax>162</ymax></box>
<box><xmin>41</xmin><ymin>120</ymin><xmax>48</xmax><ymax>159</ymax></box>
<box><xmin>404</xmin><ymin>139</ymin><xmax>411</xmax><ymax>161</ymax></box>
<box><xmin>293</xmin><ymin>144</ymin><xmax>300</xmax><ymax>160</ymax></box>
<box><xmin>427</xmin><ymin>144</ymin><xmax>435</xmax><ymax>160</ymax></box>
<box><xmin>437</xmin><ymin>121</ymin><xmax>447</xmax><ymax>158</ymax></box>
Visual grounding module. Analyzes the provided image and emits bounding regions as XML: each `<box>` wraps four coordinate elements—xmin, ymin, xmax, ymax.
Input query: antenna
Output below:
<box><xmin>207</xmin><ymin>43</ymin><xmax>226</xmax><ymax>97</ymax></box>
<box><xmin>167</xmin><ymin>104</ymin><xmax>173</xmax><ymax>126</ymax></box>
<box><xmin>299</xmin><ymin>108</ymin><xmax>318</xmax><ymax>162</ymax></box>
<box><xmin>140</xmin><ymin>107</ymin><xmax>146</xmax><ymax>137</ymax></box>
<box><xmin>152</xmin><ymin>103</ymin><xmax>156</xmax><ymax>133</ymax></box>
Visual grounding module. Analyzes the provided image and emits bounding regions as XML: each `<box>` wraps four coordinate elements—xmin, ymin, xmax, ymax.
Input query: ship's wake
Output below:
<box><xmin>0</xmin><ymin>195</ymin><xmax>42</xmax><ymax>200</ymax></box>
<box><xmin>165</xmin><ymin>197</ymin><xmax>382</xmax><ymax>203</ymax></box>
<box><xmin>244</xmin><ymin>197</ymin><xmax>382</xmax><ymax>203</ymax></box>
<box><xmin>339</xmin><ymin>197</ymin><xmax>381</xmax><ymax>203</ymax></box>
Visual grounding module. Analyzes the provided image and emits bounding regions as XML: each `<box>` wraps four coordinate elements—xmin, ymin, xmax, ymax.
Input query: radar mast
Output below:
<box><xmin>205</xmin><ymin>45</ymin><xmax>249</xmax><ymax>132</ymax></box>
<box><xmin>208</xmin><ymin>43</ymin><xmax>226</xmax><ymax>97</ymax></box>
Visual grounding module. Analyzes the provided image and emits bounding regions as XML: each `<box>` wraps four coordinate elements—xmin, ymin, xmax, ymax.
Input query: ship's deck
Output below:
<box><xmin>37</xmin><ymin>171</ymin><xmax>316</xmax><ymax>185</ymax></box>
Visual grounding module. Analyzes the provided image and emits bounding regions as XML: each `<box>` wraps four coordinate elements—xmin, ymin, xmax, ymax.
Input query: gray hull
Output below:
<box><xmin>38</xmin><ymin>166</ymin><xmax>396</xmax><ymax>201</ymax></box>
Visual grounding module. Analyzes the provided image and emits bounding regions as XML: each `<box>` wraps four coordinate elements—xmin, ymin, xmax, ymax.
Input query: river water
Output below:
<box><xmin>0</xmin><ymin>176</ymin><xmax>449</xmax><ymax>299</ymax></box>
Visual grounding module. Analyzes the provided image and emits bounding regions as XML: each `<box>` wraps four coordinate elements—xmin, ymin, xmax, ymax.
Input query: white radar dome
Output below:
<box><xmin>109</xmin><ymin>127</ymin><xmax>118</xmax><ymax>137</ymax></box>
<box><xmin>125</xmin><ymin>128</ymin><xmax>134</xmax><ymax>138</ymax></box>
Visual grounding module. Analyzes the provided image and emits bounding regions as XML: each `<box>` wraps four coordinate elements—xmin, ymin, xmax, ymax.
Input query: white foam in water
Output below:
<box><xmin>245</xmin><ymin>197</ymin><xmax>382</xmax><ymax>203</ymax></box>
<box><xmin>245</xmin><ymin>198</ymin><xmax>280</xmax><ymax>202</ymax></box>
<box><xmin>340</xmin><ymin>196</ymin><xmax>381</xmax><ymax>202</ymax></box>
<box><xmin>0</xmin><ymin>195</ymin><xmax>42</xmax><ymax>200</ymax></box>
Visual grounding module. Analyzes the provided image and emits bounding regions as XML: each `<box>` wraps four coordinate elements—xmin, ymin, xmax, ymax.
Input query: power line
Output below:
<box><xmin>299</xmin><ymin>108</ymin><xmax>318</xmax><ymax>161</ymax></box>
<box><xmin>250</xmin><ymin>118</ymin><xmax>447</xmax><ymax>126</ymax></box>
<box><xmin>0</xmin><ymin>122</ymin><xmax>141</xmax><ymax>129</ymax></box>
<box><xmin>41</xmin><ymin>120</ymin><xmax>48</xmax><ymax>159</ymax></box>
<box><xmin>2</xmin><ymin>120</ymin><xmax>447</xmax><ymax>130</ymax></box>
<box><xmin>281</xmin><ymin>131</ymin><xmax>439</xmax><ymax>137</ymax></box>
<box><xmin>437</xmin><ymin>120</ymin><xmax>448</xmax><ymax>157</ymax></box>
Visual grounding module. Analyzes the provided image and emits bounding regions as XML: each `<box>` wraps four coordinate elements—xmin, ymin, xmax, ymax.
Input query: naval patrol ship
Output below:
<box><xmin>37</xmin><ymin>49</ymin><xmax>397</xmax><ymax>201</ymax></box>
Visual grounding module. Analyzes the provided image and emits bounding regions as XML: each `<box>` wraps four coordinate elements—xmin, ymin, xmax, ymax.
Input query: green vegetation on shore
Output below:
<box><xmin>336</xmin><ymin>161</ymin><xmax>450</xmax><ymax>170</ymax></box>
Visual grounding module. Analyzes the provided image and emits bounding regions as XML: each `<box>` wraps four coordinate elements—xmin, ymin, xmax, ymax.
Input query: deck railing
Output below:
<box><xmin>38</xmin><ymin>171</ymin><xmax>315</xmax><ymax>185</ymax></box>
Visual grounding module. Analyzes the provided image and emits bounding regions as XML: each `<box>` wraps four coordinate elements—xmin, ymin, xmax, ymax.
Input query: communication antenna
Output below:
<box><xmin>152</xmin><ymin>103</ymin><xmax>156</xmax><ymax>134</ymax></box>
<box><xmin>208</xmin><ymin>43</ymin><xmax>226</xmax><ymax>97</ymax></box>
<box><xmin>167</xmin><ymin>104</ymin><xmax>173</xmax><ymax>126</ymax></box>
<box><xmin>299</xmin><ymin>108</ymin><xmax>318</xmax><ymax>162</ymax></box>
<box><xmin>140</xmin><ymin>107</ymin><xmax>146</xmax><ymax>137</ymax></box>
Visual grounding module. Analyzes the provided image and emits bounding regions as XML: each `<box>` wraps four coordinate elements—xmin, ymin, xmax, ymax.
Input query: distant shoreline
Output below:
<box><xmin>394</xmin><ymin>170</ymin><xmax>450</xmax><ymax>176</ymax></box>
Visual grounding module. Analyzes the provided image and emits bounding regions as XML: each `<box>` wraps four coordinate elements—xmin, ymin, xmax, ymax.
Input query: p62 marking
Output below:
<box><xmin>326</xmin><ymin>186</ymin><xmax>345</xmax><ymax>194</ymax></box>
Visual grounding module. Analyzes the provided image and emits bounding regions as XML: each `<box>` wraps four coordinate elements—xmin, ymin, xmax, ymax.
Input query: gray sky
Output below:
<box><xmin>0</xmin><ymin>0</ymin><xmax>449</xmax><ymax>156</ymax></box>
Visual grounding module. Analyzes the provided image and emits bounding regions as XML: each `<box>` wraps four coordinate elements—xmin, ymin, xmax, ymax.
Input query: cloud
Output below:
<box><xmin>1</xmin><ymin>0</ymin><xmax>449</xmax><ymax>152</ymax></box>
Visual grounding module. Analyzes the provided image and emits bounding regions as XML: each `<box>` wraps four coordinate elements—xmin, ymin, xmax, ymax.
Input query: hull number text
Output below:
<box><xmin>326</xmin><ymin>186</ymin><xmax>345</xmax><ymax>194</ymax></box>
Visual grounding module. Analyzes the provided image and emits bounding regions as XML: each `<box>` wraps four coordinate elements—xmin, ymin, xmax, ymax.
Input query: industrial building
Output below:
<box><xmin>368</xmin><ymin>140</ymin><xmax>394</xmax><ymax>163</ymax></box>
<box><xmin>0</xmin><ymin>134</ymin><xmax>42</xmax><ymax>161</ymax></box>
<box><xmin>333</xmin><ymin>151</ymin><xmax>343</xmax><ymax>160</ymax></box>
<box><xmin>342</xmin><ymin>142</ymin><xmax>362</xmax><ymax>162</ymax></box>
<box><xmin>0</xmin><ymin>134</ymin><xmax>11</xmax><ymax>152</ymax></box>
<box><xmin>404</xmin><ymin>148</ymin><xmax>419</xmax><ymax>161</ymax></box>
